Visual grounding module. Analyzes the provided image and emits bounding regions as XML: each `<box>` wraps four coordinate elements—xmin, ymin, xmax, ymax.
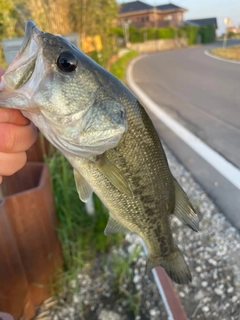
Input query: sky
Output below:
<box><xmin>119</xmin><ymin>0</ymin><xmax>240</xmax><ymax>36</ymax></box>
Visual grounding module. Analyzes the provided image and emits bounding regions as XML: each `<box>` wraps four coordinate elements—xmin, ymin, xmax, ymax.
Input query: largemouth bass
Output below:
<box><xmin>0</xmin><ymin>21</ymin><xmax>199</xmax><ymax>284</ymax></box>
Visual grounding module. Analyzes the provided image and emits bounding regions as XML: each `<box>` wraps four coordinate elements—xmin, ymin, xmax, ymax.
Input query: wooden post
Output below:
<box><xmin>1</xmin><ymin>163</ymin><xmax>62</xmax><ymax>314</ymax></box>
<box><xmin>0</xmin><ymin>202</ymin><xmax>35</xmax><ymax>320</ymax></box>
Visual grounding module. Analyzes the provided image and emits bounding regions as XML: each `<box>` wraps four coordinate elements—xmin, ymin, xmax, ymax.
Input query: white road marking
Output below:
<box><xmin>204</xmin><ymin>50</ymin><xmax>240</xmax><ymax>65</ymax></box>
<box><xmin>127</xmin><ymin>55</ymin><xmax>240</xmax><ymax>190</ymax></box>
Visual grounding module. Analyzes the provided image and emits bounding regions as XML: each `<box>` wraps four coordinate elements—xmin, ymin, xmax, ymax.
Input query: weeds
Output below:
<box><xmin>211</xmin><ymin>45</ymin><xmax>240</xmax><ymax>61</ymax></box>
<box><xmin>109</xmin><ymin>50</ymin><xmax>138</xmax><ymax>81</ymax></box>
<box><xmin>110</xmin><ymin>245</ymin><xmax>140</xmax><ymax>289</ymax></box>
<box><xmin>105</xmin><ymin>244</ymin><xmax>142</xmax><ymax>317</ymax></box>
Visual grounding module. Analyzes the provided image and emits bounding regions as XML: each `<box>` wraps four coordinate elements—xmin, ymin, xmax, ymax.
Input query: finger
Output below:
<box><xmin>0</xmin><ymin>151</ymin><xmax>27</xmax><ymax>176</ymax></box>
<box><xmin>0</xmin><ymin>68</ymin><xmax>5</xmax><ymax>78</ymax></box>
<box><xmin>0</xmin><ymin>176</ymin><xmax>2</xmax><ymax>184</ymax></box>
<box><xmin>0</xmin><ymin>108</ymin><xmax>30</xmax><ymax>126</ymax></box>
<box><xmin>0</xmin><ymin>122</ymin><xmax>37</xmax><ymax>153</ymax></box>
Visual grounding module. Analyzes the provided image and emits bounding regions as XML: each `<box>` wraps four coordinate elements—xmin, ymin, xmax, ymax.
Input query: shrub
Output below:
<box><xmin>110</xmin><ymin>50</ymin><xmax>138</xmax><ymax>81</ymax></box>
<box><xmin>179</xmin><ymin>25</ymin><xmax>200</xmax><ymax>45</ymax></box>
<box><xmin>129</xmin><ymin>25</ymin><xmax>144</xmax><ymax>43</ymax></box>
<box><xmin>111</xmin><ymin>24</ymin><xmax>216</xmax><ymax>46</ymax></box>
<box><xmin>156</xmin><ymin>27</ymin><xmax>176</xmax><ymax>39</ymax></box>
<box><xmin>199</xmin><ymin>24</ymin><xmax>216</xmax><ymax>43</ymax></box>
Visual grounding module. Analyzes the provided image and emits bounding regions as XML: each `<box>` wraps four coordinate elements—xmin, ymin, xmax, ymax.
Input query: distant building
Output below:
<box><xmin>118</xmin><ymin>1</ymin><xmax>187</xmax><ymax>29</ymax></box>
<box><xmin>226</xmin><ymin>26</ymin><xmax>238</xmax><ymax>33</ymax></box>
<box><xmin>185</xmin><ymin>18</ymin><xmax>218</xmax><ymax>30</ymax></box>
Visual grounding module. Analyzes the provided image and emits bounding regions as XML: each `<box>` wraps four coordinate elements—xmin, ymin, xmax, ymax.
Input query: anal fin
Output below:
<box><xmin>173</xmin><ymin>177</ymin><xmax>199</xmax><ymax>232</ymax></box>
<box><xmin>104</xmin><ymin>214</ymin><xmax>129</xmax><ymax>235</ymax></box>
<box><xmin>74</xmin><ymin>169</ymin><xmax>93</xmax><ymax>203</ymax></box>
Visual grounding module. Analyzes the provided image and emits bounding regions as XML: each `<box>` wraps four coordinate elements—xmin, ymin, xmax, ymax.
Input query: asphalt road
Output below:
<box><xmin>131</xmin><ymin>41</ymin><xmax>240</xmax><ymax>168</ymax></box>
<box><xmin>129</xmin><ymin>40</ymin><xmax>240</xmax><ymax>229</ymax></box>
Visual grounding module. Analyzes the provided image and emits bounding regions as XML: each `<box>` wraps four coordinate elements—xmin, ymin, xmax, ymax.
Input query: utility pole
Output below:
<box><xmin>153</xmin><ymin>2</ymin><xmax>158</xmax><ymax>51</ymax></box>
<box><xmin>223</xmin><ymin>17</ymin><xmax>231</xmax><ymax>48</ymax></box>
<box><xmin>153</xmin><ymin>5</ymin><xmax>157</xmax><ymax>28</ymax></box>
<box><xmin>121</xmin><ymin>19</ymin><xmax>131</xmax><ymax>47</ymax></box>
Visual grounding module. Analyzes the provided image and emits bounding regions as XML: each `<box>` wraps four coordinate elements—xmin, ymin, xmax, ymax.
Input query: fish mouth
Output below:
<box><xmin>0</xmin><ymin>20</ymin><xmax>45</xmax><ymax>109</ymax></box>
<box><xmin>1</xmin><ymin>21</ymin><xmax>42</xmax><ymax>91</ymax></box>
<box><xmin>18</xmin><ymin>20</ymin><xmax>37</xmax><ymax>56</ymax></box>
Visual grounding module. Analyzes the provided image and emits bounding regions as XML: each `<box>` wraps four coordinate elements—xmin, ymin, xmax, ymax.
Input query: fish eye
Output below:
<box><xmin>57</xmin><ymin>51</ymin><xmax>78</xmax><ymax>72</ymax></box>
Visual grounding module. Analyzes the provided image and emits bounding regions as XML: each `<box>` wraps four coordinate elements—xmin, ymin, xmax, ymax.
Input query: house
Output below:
<box><xmin>185</xmin><ymin>18</ymin><xmax>218</xmax><ymax>30</ymax></box>
<box><xmin>118</xmin><ymin>1</ymin><xmax>187</xmax><ymax>29</ymax></box>
<box><xmin>226</xmin><ymin>26</ymin><xmax>238</xmax><ymax>34</ymax></box>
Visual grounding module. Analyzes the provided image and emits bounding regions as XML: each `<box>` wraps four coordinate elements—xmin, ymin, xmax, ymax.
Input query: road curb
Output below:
<box><xmin>204</xmin><ymin>50</ymin><xmax>240</xmax><ymax>65</ymax></box>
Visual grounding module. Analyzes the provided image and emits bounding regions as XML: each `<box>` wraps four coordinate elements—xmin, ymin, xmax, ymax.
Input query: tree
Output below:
<box><xmin>0</xmin><ymin>0</ymin><xmax>119</xmax><ymax>66</ymax></box>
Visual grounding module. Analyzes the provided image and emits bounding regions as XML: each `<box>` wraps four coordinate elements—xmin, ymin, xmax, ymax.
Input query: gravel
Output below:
<box><xmin>36</xmin><ymin>144</ymin><xmax>240</xmax><ymax>320</ymax></box>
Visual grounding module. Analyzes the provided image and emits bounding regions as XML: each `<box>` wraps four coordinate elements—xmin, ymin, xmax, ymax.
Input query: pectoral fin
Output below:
<box><xmin>173</xmin><ymin>177</ymin><xmax>199</xmax><ymax>232</ymax></box>
<box><xmin>104</xmin><ymin>215</ymin><xmax>129</xmax><ymax>235</ymax></box>
<box><xmin>95</xmin><ymin>155</ymin><xmax>133</xmax><ymax>197</ymax></box>
<box><xmin>74</xmin><ymin>169</ymin><xmax>93</xmax><ymax>203</ymax></box>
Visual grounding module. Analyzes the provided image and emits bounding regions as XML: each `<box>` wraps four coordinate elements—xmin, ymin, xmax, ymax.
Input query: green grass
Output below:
<box><xmin>106</xmin><ymin>244</ymin><xmax>142</xmax><ymax>316</ymax></box>
<box><xmin>109</xmin><ymin>50</ymin><xmax>138</xmax><ymax>81</ymax></box>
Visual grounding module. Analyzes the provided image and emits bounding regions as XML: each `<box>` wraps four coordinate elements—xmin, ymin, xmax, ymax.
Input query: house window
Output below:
<box><xmin>139</xmin><ymin>16</ymin><xmax>149</xmax><ymax>23</ymax></box>
<box><xmin>164</xmin><ymin>14</ymin><xmax>173</xmax><ymax>21</ymax></box>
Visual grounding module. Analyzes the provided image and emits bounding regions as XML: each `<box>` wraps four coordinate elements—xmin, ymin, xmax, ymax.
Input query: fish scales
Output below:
<box><xmin>69</xmin><ymin>97</ymin><xmax>175</xmax><ymax>259</ymax></box>
<box><xmin>0</xmin><ymin>21</ymin><xmax>199</xmax><ymax>284</ymax></box>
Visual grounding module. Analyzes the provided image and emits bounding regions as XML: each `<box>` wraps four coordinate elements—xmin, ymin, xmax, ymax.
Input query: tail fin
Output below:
<box><xmin>147</xmin><ymin>246</ymin><xmax>192</xmax><ymax>285</ymax></box>
<box><xmin>173</xmin><ymin>177</ymin><xmax>199</xmax><ymax>232</ymax></box>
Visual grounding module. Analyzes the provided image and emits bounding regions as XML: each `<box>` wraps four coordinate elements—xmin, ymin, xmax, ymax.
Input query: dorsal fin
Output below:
<box><xmin>173</xmin><ymin>177</ymin><xmax>199</xmax><ymax>232</ymax></box>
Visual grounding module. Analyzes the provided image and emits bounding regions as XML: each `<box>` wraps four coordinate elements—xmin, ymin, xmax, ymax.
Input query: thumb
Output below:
<box><xmin>0</xmin><ymin>108</ymin><xmax>30</xmax><ymax>126</ymax></box>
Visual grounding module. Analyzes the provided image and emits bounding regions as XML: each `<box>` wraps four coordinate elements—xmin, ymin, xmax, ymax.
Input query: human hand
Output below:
<box><xmin>0</xmin><ymin>68</ymin><xmax>37</xmax><ymax>183</ymax></box>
